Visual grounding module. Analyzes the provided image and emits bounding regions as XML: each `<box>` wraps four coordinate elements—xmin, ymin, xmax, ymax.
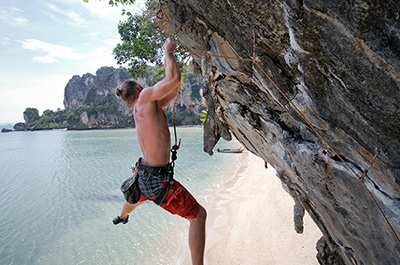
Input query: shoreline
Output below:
<box><xmin>184</xmin><ymin>151</ymin><xmax>322</xmax><ymax>264</ymax></box>
<box><xmin>1</xmin><ymin>124</ymin><xmax>201</xmax><ymax>133</ymax></box>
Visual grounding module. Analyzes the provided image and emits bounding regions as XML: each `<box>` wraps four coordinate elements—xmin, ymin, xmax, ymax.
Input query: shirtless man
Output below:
<box><xmin>113</xmin><ymin>38</ymin><xmax>207</xmax><ymax>265</ymax></box>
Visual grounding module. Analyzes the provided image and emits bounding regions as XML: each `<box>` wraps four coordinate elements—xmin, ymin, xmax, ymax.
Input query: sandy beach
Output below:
<box><xmin>184</xmin><ymin>150</ymin><xmax>322</xmax><ymax>265</ymax></box>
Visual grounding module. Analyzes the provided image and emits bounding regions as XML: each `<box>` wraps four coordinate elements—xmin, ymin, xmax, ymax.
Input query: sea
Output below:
<box><xmin>0</xmin><ymin>127</ymin><xmax>243</xmax><ymax>265</ymax></box>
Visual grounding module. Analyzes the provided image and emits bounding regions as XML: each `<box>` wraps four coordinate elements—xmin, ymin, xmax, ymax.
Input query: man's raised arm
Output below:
<box><xmin>164</xmin><ymin>38</ymin><xmax>181</xmax><ymax>82</ymax></box>
<box><xmin>138</xmin><ymin>38</ymin><xmax>181</xmax><ymax>105</ymax></box>
<box><xmin>157</xmin><ymin>39</ymin><xmax>181</xmax><ymax>108</ymax></box>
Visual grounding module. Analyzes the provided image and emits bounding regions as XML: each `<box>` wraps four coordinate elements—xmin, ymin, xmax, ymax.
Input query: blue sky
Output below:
<box><xmin>0</xmin><ymin>0</ymin><xmax>146</xmax><ymax>123</ymax></box>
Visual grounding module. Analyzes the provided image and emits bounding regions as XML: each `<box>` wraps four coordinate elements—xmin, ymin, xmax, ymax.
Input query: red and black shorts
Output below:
<box><xmin>138</xmin><ymin>180</ymin><xmax>199</xmax><ymax>219</ymax></box>
<box><xmin>121</xmin><ymin>160</ymin><xmax>199</xmax><ymax>219</ymax></box>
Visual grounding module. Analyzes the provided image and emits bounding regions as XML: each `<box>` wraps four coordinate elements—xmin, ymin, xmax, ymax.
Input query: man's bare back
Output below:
<box><xmin>134</xmin><ymin>98</ymin><xmax>171</xmax><ymax>166</ymax></box>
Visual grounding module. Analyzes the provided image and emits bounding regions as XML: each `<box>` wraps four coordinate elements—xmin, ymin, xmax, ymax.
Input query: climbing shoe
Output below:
<box><xmin>113</xmin><ymin>215</ymin><xmax>129</xmax><ymax>225</ymax></box>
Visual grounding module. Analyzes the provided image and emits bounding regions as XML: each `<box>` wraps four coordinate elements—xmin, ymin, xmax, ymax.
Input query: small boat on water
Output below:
<box><xmin>217</xmin><ymin>147</ymin><xmax>244</xmax><ymax>153</ymax></box>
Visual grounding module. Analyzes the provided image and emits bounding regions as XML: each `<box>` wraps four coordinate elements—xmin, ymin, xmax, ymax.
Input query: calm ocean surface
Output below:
<box><xmin>0</xmin><ymin>127</ymin><xmax>242</xmax><ymax>265</ymax></box>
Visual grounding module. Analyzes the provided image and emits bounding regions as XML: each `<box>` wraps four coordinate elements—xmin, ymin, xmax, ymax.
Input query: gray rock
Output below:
<box><xmin>63</xmin><ymin>73</ymin><xmax>94</xmax><ymax>110</ymax></box>
<box><xmin>166</xmin><ymin>0</ymin><xmax>400</xmax><ymax>264</ymax></box>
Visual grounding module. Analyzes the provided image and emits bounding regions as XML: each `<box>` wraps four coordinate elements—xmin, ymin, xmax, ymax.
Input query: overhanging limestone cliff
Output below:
<box><xmin>165</xmin><ymin>0</ymin><xmax>400</xmax><ymax>264</ymax></box>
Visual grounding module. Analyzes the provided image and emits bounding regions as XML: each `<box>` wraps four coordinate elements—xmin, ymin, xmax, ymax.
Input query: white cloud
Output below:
<box><xmin>47</xmin><ymin>4</ymin><xmax>85</xmax><ymax>26</ymax></box>
<box><xmin>0</xmin><ymin>37</ymin><xmax>11</xmax><ymax>45</ymax></box>
<box><xmin>103</xmin><ymin>37</ymin><xmax>121</xmax><ymax>46</ymax></box>
<box><xmin>82</xmin><ymin>0</ymin><xmax>125</xmax><ymax>19</ymax></box>
<box><xmin>14</xmin><ymin>17</ymin><xmax>28</xmax><ymax>26</ymax></box>
<box><xmin>0</xmin><ymin>6</ymin><xmax>29</xmax><ymax>27</ymax></box>
<box><xmin>32</xmin><ymin>54</ymin><xmax>59</xmax><ymax>63</ymax></box>
<box><xmin>84</xmin><ymin>45</ymin><xmax>119</xmax><ymax>70</ymax></box>
<box><xmin>67</xmin><ymin>11</ymin><xmax>84</xmax><ymax>26</ymax></box>
<box><xmin>22</xmin><ymin>39</ymin><xmax>84</xmax><ymax>63</ymax></box>
<box><xmin>8</xmin><ymin>6</ymin><xmax>23</xmax><ymax>13</ymax></box>
<box><xmin>20</xmin><ymin>38</ymin><xmax>121</xmax><ymax>70</ymax></box>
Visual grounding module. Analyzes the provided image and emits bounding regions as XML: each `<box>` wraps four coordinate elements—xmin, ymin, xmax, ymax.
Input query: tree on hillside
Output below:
<box><xmin>83</xmin><ymin>0</ymin><xmax>189</xmax><ymax>78</ymax></box>
<box><xmin>112</xmin><ymin>0</ymin><xmax>190</xmax><ymax>78</ymax></box>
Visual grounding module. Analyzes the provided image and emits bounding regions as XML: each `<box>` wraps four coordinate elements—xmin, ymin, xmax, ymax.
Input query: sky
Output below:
<box><xmin>0</xmin><ymin>0</ymin><xmax>146</xmax><ymax>123</ymax></box>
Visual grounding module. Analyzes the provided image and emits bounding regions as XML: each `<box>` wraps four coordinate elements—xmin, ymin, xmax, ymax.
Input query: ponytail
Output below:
<box><xmin>116</xmin><ymin>88</ymin><xmax>122</xmax><ymax>97</ymax></box>
<box><xmin>115</xmin><ymin>80</ymin><xmax>141</xmax><ymax>105</ymax></box>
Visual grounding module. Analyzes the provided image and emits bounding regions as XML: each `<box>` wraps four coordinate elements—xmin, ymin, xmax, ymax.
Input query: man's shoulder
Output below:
<box><xmin>135</xmin><ymin>95</ymin><xmax>159</xmax><ymax>114</ymax></box>
<box><xmin>137</xmin><ymin>86</ymin><xmax>156</xmax><ymax>103</ymax></box>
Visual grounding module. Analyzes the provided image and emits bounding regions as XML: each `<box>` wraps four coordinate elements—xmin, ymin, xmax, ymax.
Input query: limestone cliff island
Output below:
<box><xmin>12</xmin><ymin>66</ymin><xmax>204</xmax><ymax>131</ymax></box>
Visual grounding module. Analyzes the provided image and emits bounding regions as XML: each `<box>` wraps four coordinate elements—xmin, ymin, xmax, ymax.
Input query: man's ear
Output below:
<box><xmin>129</xmin><ymin>97</ymin><xmax>135</xmax><ymax>106</ymax></box>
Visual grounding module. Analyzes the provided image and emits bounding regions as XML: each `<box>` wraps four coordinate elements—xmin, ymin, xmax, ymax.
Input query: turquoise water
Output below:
<box><xmin>0</xmin><ymin>128</ymin><xmax>241</xmax><ymax>264</ymax></box>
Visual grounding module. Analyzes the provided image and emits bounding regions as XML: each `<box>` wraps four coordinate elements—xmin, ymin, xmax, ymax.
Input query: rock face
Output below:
<box><xmin>63</xmin><ymin>67</ymin><xmax>134</xmax><ymax>129</ymax></box>
<box><xmin>63</xmin><ymin>66</ymin><xmax>204</xmax><ymax>129</ymax></box>
<box><xmin>63</xmin><ymin>73</ymin><xmax>95</xmax><ymax>110</ymax></box>
<box><xmin>63</xmin><ymin>67</ymin><xmax>132</xmax><ymax>114</ymax></box>
<box><xmin>166</xmin><ymin>0</ymin><xmax>400</xmax><ymax>264</ymax></box>
<box><xmin>81</xmin><ymin>67</ymin><xmax>131</xmax><ymax>110</ymax></box>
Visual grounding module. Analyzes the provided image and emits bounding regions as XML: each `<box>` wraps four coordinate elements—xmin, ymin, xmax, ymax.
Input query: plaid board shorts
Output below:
<box><xmin>124</xmin><ymin>160</ymin><xmax>200</xmax><ymax>219</ymax></box>
<box><xmin>137</xmin><ymin>166</ymin><xmax>170</xmax><ymax>199</ymax></box>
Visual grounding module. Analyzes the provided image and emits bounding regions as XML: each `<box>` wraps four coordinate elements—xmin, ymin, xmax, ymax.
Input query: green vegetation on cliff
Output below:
<box><xmin>18</xmin><ymin>104</ymin><xmax>201</xmax><ymax>131</ymax></box>
<box><xmin>17</xmin><ymin>65</ymin><xmax>203</xmax><ymax>131</ymax></box>
<box><xmin>17</xmin><ymin>108</ymin><xmax>67</xmax><ymax>130</ymax></box>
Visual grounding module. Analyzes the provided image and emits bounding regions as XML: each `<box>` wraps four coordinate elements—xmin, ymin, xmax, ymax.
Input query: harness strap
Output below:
<box><xmin>153</xmin><ymin>176</ymin><xmax>173</xmax><ymax>205</ymax></box>
<box><xmin>132</xmin><ymin>158</ymin><xmax>175</xmax><ymax>206</ymax></box>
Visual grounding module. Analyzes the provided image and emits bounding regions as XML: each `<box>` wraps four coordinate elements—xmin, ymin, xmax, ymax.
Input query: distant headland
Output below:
<box><xmin>4</xmin><ymin>66</ymin><xmax>204</xmax><ymax>132</ymax></box>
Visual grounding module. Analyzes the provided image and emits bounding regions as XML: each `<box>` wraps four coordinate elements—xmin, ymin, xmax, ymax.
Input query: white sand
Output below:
<box><xmin>196</xmin><ymin>151</ymin><xmax>322</xmax><ymax>265</ymax></box>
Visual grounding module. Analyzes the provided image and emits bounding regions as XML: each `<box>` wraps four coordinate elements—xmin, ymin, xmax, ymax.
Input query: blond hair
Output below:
<box><xmin>116</xmin><ymin>80</ymin><xmax>141</xmax><ymax>105</ymax></box>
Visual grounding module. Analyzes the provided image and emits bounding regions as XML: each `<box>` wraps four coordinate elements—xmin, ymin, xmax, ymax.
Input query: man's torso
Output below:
<box><xmin>134</xmin><ymin>99</ymin><xmax>171</xmax><ymax>166</ymax></box>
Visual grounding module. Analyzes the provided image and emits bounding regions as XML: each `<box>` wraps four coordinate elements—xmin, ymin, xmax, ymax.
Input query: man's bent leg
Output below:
<box><xmin>159</xmin><ymin>181</ymin><xmax>207</xmax><ymax>264</ymax></box>
<box><xmin>188</xmin><ymin>205</ymin><xmax>207</xmax><ymax>265</ymax></box>
<box><xmin>114</xmin><ymin>200</ymin><xmax>144</xmax><ymax>224</ymax></box>
<box><xmin>119</xmin><ymin>201</ymin><xmax>144</xmax><ymax>220</ymax></box>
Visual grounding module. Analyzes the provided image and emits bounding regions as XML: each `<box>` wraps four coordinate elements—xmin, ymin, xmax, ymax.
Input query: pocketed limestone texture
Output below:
<box><xmin>165</xmin><ymin>0</ymin><xmax>400</xmax><ymax>264</ymax></box>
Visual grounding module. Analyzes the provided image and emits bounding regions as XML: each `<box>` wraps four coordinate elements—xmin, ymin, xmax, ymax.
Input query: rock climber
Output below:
<box><xmin>113</xmin><ymin>38</ymin><xmax>207</xmax><ymax>265</ymax></box>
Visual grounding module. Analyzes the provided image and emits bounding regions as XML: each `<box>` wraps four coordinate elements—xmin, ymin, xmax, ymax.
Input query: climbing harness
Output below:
<box><xmin>122</xmin><ymin>158</ymin><xmax>174</xmax><ymax>206</ymax></box>
<box><xmin>154</xmin><ymin>1</ymin><xmax>399</xmax><ymax>244</ymax></box>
